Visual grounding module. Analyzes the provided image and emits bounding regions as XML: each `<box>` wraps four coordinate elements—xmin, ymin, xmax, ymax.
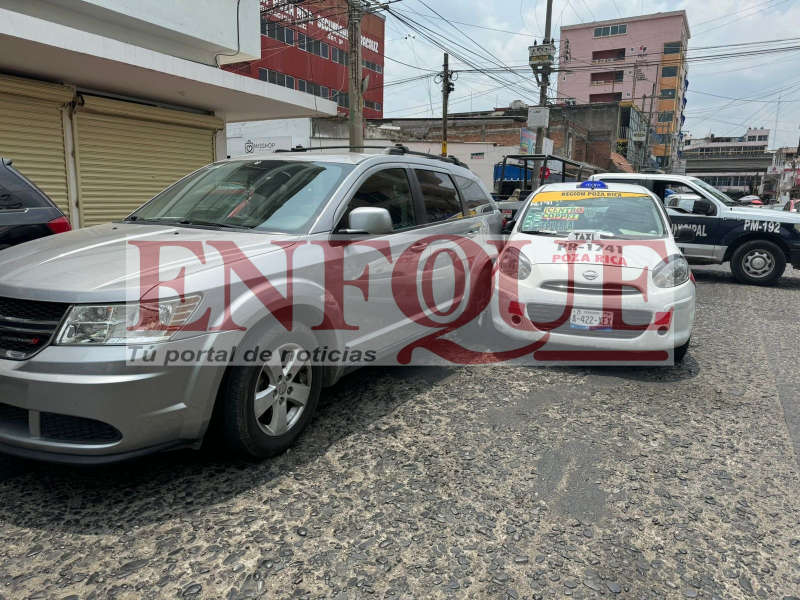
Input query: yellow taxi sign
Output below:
<box><xmin>530</xmin><ymin>190</ymin><xmax>647</xmax><ymax>203</ymax></box>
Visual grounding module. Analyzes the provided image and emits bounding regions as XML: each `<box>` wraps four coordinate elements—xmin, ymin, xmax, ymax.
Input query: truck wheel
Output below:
<box><xmin>730</xmin><ymin>240</ymin><xmax>786</xmax><ymax>286</ymax></box>
<box><xmin>217</xmin><ymin>322</ymin><xmax>323</xmax><ymax>459</ymax></box>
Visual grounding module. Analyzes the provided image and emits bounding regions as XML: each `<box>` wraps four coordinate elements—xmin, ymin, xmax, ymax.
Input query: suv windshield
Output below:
<box><xmin>127</xmin><ymin>160</ymin><xmax>354</xmax><ymax>233</ymax></box>
<box><xmin>520</xmin><ymin>191</ymin><xmax>666</xmax><ymax>239</ymax></box>
<box><xmin>691</xmin><ymin>178</ymin><xmax>739</xmax><ymax>207</ymax></box>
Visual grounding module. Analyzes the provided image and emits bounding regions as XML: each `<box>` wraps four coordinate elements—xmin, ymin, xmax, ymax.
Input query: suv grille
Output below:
<box><xmin>0</xmin><ymin>402</ymin><xmax>28</xmax><ymax>425</ymax></box>
<box><xmin>41</xmin><ymin>413</ymin><xmax>122</xmax><ymax>443</ymax></box>
<box><xmin>0</xmin><ymin>297</ymin><xmax>70</xmax><ymax>360</ymax></box>
<box><xmin>526</xmin><ymin>303</ymin><xmax>653</xmax><ymax>340</ymax></box>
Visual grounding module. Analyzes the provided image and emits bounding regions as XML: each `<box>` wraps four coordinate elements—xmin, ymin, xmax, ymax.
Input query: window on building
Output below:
<box><xmin>298</xmin><ymin>33</ymin><xmax>329</xmax><ymax>58</ymax></box>
<box><xmin>364</xmin><ymin>99</ymin><xmax>382</xmax><ymax>111</ymax></box>
<box><xmin>591</xmin><ymin>48</ymin><xmax>626</xmax><ymax>62</ymax></box>
<box><xmin>662</xmin><ymin>66</ymin><xmax>678</xmax><ymax>78</ymax></box>
<box><xmin>331</xmin><ymin>46</ymin><xmax>349</xmax><ymax>66</ymax></box>
<box><xmin>331</xmin><ymin>89</ymin><xmax>349</xmax><ymax>109</ymax></box>
<box><xmin>757</xmin><ymin>135</ymin><xmax>768</xmax><ymax>141</ymax></box>
<box><xmin>660</xmin><ymin>89</ymin><xmax>676</xmax><ymax>99</ymax></box>
<box><xmin>657</xmin><ymin>110</ymin><xmax>674</xmax><ymax>122</ymax></box>
<box><xmin>664</xmin><ymin>42</ymin><xmax>682</xmax><ymax>55</ymax></box>
<box><xmin>361</xmin><ymin>58</ymin><xmax>383</xmax><ymax>73</ymax></box>
<box><xmin>262</xmin><ymin>21</ymin><xmax>294</xmax><ymax>46</ymax></box>
<box><xmin>594</xmin><ymin>23</ymin><xmax>627</xmax><ymax>37</ymax></box>
<box><xmin>298</xmin><ymin>79</ymin><xmax>328</xmax><ymax>99</ymax></box>
<box><xmin>258</xmin><ymin>68</ymin><xmax>295</xmax><ymax>90</ymax></box>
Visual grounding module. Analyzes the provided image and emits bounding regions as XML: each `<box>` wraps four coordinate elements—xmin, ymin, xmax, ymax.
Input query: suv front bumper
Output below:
<box><xmin>0</xmin><ymin>333</ymin><xmax>234</xmax><ymax>463</ymax></box>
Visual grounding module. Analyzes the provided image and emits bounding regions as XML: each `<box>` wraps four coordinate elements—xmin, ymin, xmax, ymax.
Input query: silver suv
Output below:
<box><xmin>0</xmin><ymin>147</ymin><xmax>501</xmax><ymax>463</ymax></box>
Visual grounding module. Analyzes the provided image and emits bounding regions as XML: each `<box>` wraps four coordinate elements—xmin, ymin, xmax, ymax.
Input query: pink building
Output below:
<box><xmin>557</xmin><ymin>11</ymin><xmax>690</xmax><ymax>169</ymax></box>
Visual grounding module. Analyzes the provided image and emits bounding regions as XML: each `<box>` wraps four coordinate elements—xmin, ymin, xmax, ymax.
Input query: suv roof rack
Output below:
<box><xmin>275</xmin><ymin>144</ymin><xmax>470</xmax><ymax>169</ymax></box>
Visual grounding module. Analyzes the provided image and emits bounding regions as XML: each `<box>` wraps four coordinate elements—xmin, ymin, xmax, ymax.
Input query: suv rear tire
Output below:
<box><xmin>730</xmin><ymin>240</ymin><xmax>786</xmax><ymax>286</ymax></box>
<box><xmin>217</xmin><ymin>322</ymin><xmax>323</xmax><ymax>459</ymax></box>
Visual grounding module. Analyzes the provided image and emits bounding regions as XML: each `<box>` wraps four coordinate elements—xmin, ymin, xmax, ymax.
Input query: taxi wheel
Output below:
<box><xmin>730</xmin><ymin>240</ymin><xmax>786</xmax><ymax>286</ymax></box>
<box><xmin>674</xmin><ymin>338</ymin><xmax>690</xmax><ymax>363</ymax></box>
<box><xmin>217</xmin><ymin>322</ymin><xmax>323</xmax><ymax>460</ymax></box>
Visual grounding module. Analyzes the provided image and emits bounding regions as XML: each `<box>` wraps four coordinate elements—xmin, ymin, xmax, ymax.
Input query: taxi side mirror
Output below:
<box><xmin>503</xmin><ymin>219</ymin><xmax>516</xmax><ymax>234</ymax></box>
<box><xmin>674</xmin><ymin>226</ymin><xmax>696</xmax><ymax>243</ymax></box>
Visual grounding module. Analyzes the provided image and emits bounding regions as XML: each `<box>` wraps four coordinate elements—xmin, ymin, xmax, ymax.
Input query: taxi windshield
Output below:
<box><xmin>519</xmin><ymin>190</ymin><xmax>666</xmax><ymax>239</ymax></box>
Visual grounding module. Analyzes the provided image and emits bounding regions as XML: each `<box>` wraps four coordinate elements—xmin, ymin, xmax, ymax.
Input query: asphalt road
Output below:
<box><xmin>0</xmin><ymin>265</ymin><xmax>799</xmax><ymax>600</ymax></box>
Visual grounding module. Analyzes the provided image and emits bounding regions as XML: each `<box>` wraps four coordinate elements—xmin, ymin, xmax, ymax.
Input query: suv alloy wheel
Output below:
<box><xmin>217</xmin><ymin>321</ymin><xmax>323</xmax><ymax>459</ymax></box>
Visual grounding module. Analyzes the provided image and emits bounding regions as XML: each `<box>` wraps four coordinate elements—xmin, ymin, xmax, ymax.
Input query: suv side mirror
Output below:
<box><xmin>692</xmin><ymin>199</ymin><xmax>715</xmax><ymax>216</ymax></box>
<box><xmin>346</xmin><ymin>207</ymin><xmax>393</xmax><ymax>235</ymax></box>
<box><xmin>674</xmin><ymin>226</ymin><xmax>696</xmax><ymax>243</ymax></box>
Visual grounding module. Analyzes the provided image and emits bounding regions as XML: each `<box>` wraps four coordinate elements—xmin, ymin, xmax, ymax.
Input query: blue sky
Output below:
<box><xmin>382</xmin><ymin>0</ymin><xmax>800</xmax><ymax>149</ymax></box>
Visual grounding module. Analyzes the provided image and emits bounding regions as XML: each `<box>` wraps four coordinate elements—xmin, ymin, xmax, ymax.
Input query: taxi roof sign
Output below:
<box><xmin>579</xmin><ymin>181</ymin><xmax>608</xmax><ymax>189</ymax></box>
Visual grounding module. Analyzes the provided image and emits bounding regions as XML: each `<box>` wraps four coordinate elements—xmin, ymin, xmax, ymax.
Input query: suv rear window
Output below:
<box><xmin>0</xmin><ymin>165</ymin><xmax>53</xmax><ymax>209</ymax></box>
<box><xmin>415</xmin><ymin>170</ymin><xmax>464</xmax><ymax>223</ymax></box>
<box><xmin>454</xmin><ymin>175</ymin><xmax>495</xmax><ymax>215</ymax></box>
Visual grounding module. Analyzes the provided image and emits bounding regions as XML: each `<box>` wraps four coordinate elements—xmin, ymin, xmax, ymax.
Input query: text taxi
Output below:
<box><xmin>493</xmin><ymin>181</ymin><xmax>697</xmax><ymax>362</ymax></box>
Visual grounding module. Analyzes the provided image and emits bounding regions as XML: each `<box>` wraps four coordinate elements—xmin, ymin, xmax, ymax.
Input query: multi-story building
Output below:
<box><xmin>0</xmin><ymin>0</ymin><xmax>336</xmax><ymax>227</ymax></box>
<box><xmin>227</xmin><ymin>0</ymin><xmax>385</xmax><ymax>119</ymax></box>
<box><xmin>764</xmin><ymin>145</ymin><xmax>798</xmax><ymax>204</ymax></box>
<box><xmin>557</xmin><ymin>11</ymin><xmax>690</xmax><ymax>171</ymax></box>
<box><xmin>683</xmin><ymin>128</ymin><xmax>773</xmax><ymax>198</ymax></box>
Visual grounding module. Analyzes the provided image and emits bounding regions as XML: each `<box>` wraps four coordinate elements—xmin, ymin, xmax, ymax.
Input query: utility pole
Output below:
<box><xmin>774</xmin><ymin>86</ymin><xmax>782</xmax><ymax>149</ymax></box>
<box><xmin>348</xmin><ymin>0</ymin><xmax>364</xmax><ymax>147</ymax></box>
<box><xmin>534</xmin><ymin>0</ymin><xmax>554</xmax><ymax>156</ymax></box>
<box><xmin>642</xmin><ymin>82</ymin><xmax>656</xmax><ymax>172</ymax></box>
<box><xmin>438</xmin><ymin>53</ymin><xmax>454</xmax><ymax>156</ymax></box>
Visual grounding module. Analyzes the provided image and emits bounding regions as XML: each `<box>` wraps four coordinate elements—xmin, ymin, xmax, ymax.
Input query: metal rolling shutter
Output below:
<box><xmin>74</xmin><ymin>97</ymin><xmax>222</xmax><ymax>227</ymax></box>
<box><xmin>0</xmin><ymin>89</ymin><xmax>72</xmax><ymax>214</ymax></box>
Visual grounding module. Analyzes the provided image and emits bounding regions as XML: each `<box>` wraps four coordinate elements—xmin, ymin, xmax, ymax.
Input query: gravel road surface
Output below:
<box><xmin>0</xmin><ymin>265</ymin><xmax>798</xmax><ymax>600</ymax></box>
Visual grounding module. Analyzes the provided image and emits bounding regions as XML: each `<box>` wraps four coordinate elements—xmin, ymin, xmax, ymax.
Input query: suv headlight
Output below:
<box><xmin>652</xmin><ymin>255</ymin><xmax>690</xmax><ymax>288</ymax></box>
<box><xmin>499</xmin><ymin>248</ymin><xmax>532</xmax><ymax>280</ymax></box>
<box><xmin>56</xmin><ymin>294</ymin><xmax>203</xmax><ymax>345</ymax></box>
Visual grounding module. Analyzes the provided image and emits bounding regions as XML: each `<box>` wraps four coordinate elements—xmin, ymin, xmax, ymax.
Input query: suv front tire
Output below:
<box><xmin>217</xmin><ymin>321</ymin><xmax>323</xmax><ymax>459</ymax></box>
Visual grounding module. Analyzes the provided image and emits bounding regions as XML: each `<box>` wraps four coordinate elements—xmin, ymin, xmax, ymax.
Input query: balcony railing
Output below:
<box><xmin>591</xmin><ymin>57</ymin><xmax>625</xmax><ymax>64</ymax></box>
<box><xmin>590</xmin><ymin>79</ymin><xmax>621</xmax><ymax>85</ymax></box>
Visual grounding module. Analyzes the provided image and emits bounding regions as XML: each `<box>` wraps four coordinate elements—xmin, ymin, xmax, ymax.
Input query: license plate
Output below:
<box><xmin>569</xmin><ymin>308</ymin><xmax>613</xmax><ymax>331</ymax></box>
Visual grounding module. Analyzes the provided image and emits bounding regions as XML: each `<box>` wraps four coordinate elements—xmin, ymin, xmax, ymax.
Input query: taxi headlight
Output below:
<box><xmin>652</xmin><ymin>255</ymin><xmax>690</xmax><ymax>288</ymax></box>
<box><xmin>499</xmin><ymin>248</ymin><xmax>532</xmax><ymax>280</ymax></box>
<box><xmin>56</xmin><ymin>295</ymin><xmax>202</xmax><ymax>345</ymax></box>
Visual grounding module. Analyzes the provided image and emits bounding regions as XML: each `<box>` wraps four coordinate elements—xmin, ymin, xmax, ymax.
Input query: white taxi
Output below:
<box><xmin>491</xmin><ymin>181</ymin><xmax>697</xmax><ymax>362</ymax></box>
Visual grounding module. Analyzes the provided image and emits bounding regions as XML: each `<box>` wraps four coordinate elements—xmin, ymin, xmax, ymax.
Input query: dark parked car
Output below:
<box><xmin>0</xmin><ymin>158</ymin><xmax>70</xmax><ymax>250</ymax></box>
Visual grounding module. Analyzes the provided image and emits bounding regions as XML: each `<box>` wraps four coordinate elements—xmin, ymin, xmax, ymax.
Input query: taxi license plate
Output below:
<box><xmin>569</xmin><ymin>309</ymin><xmax>613</xmax><ymax>331</ymax></box>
